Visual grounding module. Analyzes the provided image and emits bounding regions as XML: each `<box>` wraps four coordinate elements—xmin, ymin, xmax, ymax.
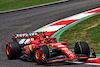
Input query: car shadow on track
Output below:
<box><xmin>20</xmin><ymin>59</ymin><xmax>82</xmax><ymax>66</ymax></box>
<box><xmin>43</xmin><ymin>62</ymin><xmax>82</xmax><ymax>66</ymax></box>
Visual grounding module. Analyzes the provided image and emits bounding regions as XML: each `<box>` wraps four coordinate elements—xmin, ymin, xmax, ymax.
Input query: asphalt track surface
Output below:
<box><xmin>0</xmin><ymin>0</ymin><xmax>100</xmax><ymax>67</ymax></box>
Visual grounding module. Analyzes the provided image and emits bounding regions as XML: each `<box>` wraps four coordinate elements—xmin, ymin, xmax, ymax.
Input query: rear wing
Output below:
<box><xmin>13</xmin><ymin>32</ymin><xmax>40</xmax><ymax>38</ymax></box>
<box><xmin>12</xmin><ymin>32</ymin><xmax>40</xmax><ymax>42</ymax></box>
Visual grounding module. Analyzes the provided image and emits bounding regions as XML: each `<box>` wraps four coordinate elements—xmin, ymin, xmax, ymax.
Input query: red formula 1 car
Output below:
<box><xmin>6</xmin><ymin>32</ymin><xmax>94</xmax><ymax>64</ymax></box>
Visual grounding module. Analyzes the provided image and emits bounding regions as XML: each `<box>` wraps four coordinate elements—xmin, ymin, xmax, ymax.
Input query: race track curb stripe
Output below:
<box><xmin>55</xmin><ymin>12</ymin><xmax>100</xmax><ymax>42</ymax></box>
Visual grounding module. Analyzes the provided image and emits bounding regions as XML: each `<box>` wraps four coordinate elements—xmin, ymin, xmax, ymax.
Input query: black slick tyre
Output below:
<box><xmin>74</xmin><ymin>41</ymin><xmax>90</xmax><ymax>61</ymax></box>
<box><xmin>6</xmin><ymin>42</ymin><xmax>21</xmax><ymax>59</ymax></box>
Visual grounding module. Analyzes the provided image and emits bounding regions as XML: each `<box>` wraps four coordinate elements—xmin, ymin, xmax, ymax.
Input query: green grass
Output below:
<box><xmin>0</xmin><ymin>0</ymin><xmax>60</xmax><ymax>11</ymax></box>
<box><xmin>60</xmin><ymin>14</ymin><xmax>100</xmax><ymax>54</ymax></box>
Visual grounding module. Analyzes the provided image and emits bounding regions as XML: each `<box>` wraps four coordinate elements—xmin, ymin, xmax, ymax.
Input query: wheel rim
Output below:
<box><xmin>35</xmin><ymin>50</ymin><xmax>40</xmax><ymax>60</ymax></box>
<box><xmin>6</xmin><ymin>44</ymin><xmax>11</xmax><ymax>59</ymax></box>
<box><xmin>6</xmin><ymin>47</ymin><xmax>10</xmax><ymax>55</ymax></box>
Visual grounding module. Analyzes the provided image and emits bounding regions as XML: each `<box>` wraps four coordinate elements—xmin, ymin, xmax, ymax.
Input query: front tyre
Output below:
<box><xmin>34</xmin><ymin>46</ymin><xmax>49</xmax><ymax>64</ymax></box>
<box><xmin>74</xmin><ymin>41</ymin><xmax>90</xmax><ymax>61</ymax></box>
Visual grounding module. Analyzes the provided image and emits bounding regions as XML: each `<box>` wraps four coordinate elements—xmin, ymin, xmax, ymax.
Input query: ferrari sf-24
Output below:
<box><xmin>6</xmin><ymin>32</ymin><xmax>96</xmax><ymax>64</ymax></box>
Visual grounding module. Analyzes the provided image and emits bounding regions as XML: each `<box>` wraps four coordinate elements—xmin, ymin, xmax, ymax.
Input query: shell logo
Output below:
<box><xmin>61</xmin><ymin>48</ymin><xmax>67</xmax><ymax>50</ymax></box>
<box><xmin>52</xmin><ymin>44</ymin><xmax>54</xmax><ymax>47</ymax></box>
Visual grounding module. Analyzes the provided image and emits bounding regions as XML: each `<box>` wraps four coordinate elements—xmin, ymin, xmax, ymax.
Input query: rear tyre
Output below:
<box><xmin>34</xmin><ymin>45</ymin><xmax>49</xmax><ymax>64</ymax></box>
<box><xmin>6</xmin><ymin>42</ymin><xmax>21</xmax><ymax>59</ymax></box>
<box><xmin>74</xmin><ymin>41</ymin><xmax>90</xmax><ymax>61</ymax></box>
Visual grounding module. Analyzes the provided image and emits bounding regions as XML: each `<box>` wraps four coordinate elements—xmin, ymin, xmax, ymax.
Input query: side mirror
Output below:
<box><xmin>63</xmin><ymin>39</ymin><xmax>68</xmax><ymax>42</ymax></box>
